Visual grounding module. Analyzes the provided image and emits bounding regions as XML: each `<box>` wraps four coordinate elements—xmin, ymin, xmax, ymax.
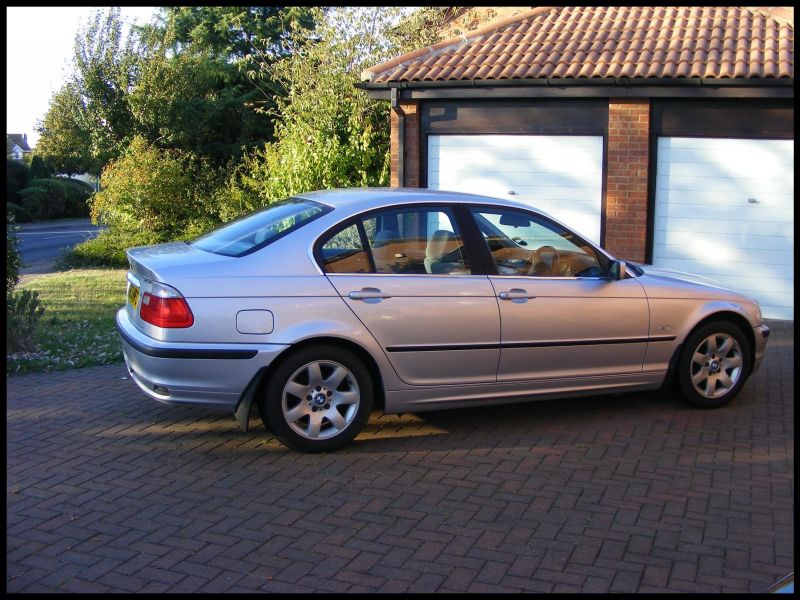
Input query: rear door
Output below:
<box><xmin>318</xmin><ymin>204</ymin><xmax>500</xmax><ymax>386</ymax></box>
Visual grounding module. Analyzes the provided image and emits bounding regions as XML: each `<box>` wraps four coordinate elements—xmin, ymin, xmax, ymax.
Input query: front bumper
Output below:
<box><xmin>116</xmin><ymin>308</ymin><xmax>289</xmax><ymax>411</ymax></box>
<box><xmin>752</xmin><ymin>324</ymin><xmax>770</xmax><ymax>373</ymax></box>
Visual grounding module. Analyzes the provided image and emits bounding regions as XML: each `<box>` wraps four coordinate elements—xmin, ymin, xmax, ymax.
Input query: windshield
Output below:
<box><xmin>191</xmin><ymin>198</ymin><xmax>331</xmax><ymax>257</ymax></box>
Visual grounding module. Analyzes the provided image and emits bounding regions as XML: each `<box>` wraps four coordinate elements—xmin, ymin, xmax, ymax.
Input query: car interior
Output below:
<box><xmin>319</xmin><ymin>205</ymin><xmax>604</xmax><ymax>278</ymax></box>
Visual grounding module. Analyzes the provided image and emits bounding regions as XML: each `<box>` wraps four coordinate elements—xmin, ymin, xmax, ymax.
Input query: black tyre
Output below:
<box><xmin>258</xmin><ymin>345</ymin><xmax>373</xmax><ymax>452</ymax></box>
<box><xmin>677</xmin><ymin>321</ymin><xmax>752</xmax><ymax>409</ymax></box>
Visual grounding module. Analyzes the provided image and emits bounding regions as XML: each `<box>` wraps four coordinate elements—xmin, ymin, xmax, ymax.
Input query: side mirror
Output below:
<box><xmin>608</xmin><ymin>259</ymin><xmax>626</xmax><ymax>281</ymax></box>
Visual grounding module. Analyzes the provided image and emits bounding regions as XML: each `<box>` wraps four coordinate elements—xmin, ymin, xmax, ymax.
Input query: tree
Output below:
<box><xmin>6</xmin><ymin>136</ymin><xmax>13</xmax><ymax>158</ymax></box>
<box><xmin>160</xmin><ymin>6</ymin><xmax>314</xmax><ymax>60</ymax></box>
<box><xmin>218</xmin><ymin>7</ymin><xmax>445</xmax><ymax>217</ymax></box>
<box><xmin>36</xmin><ymin>8</ymin><xmax>138</xmax><ymax>177</ymax></box>
<box><xmin>127</xmin><ymin>7</ymin><xmax>316</xmax><ymax>166</ymax></box>
<box><xmin>72</xmin><ymin>8</ymin><xmax>139</xmax><ymax>169</ymax></box>
<box><xmin>35</xmin><ymin>83</ymin><xmax>97</xmax><ymax>176</ymax></box>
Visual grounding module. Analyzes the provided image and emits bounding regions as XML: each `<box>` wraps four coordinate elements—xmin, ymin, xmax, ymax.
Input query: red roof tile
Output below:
<box><xmin>363</xmin><ymin>6</ymin><xmax>794</xmax><ymax>83</ymax></box>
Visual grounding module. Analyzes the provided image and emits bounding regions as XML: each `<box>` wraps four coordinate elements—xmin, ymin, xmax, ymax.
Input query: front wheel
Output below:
<box><xmin>676</xmin><ymin>321</ymin><xmax>752</xmax><ymax>409</ymax></box>
<box><xmin>259</xmin><ymin>345</ymin><xmax>373</xmax><ymax>452</ymax></box>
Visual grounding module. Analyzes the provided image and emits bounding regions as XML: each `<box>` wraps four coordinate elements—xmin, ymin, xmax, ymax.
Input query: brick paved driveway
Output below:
<box><xmin>7</xmin><ymin>321</ymin><xmax>793</xmax><ymax>593</ymax></box>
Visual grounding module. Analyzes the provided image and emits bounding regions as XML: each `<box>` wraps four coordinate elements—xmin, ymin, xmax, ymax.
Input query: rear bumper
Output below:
<box><xmin>752</xmin><ymin>324</ymin><xmax>770</xmax><ymax>373</ymax></box>
<box><xmin>116</xmin><ymin>308</ymin><xmax>289</xmax><ymax>411</ymax></box>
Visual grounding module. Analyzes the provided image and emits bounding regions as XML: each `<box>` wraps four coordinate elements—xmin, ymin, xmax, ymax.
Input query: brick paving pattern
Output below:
<box><xmin>7</xmin><ymin>320</ymin><xmax>793</xmax><ymax>592</ymax></box>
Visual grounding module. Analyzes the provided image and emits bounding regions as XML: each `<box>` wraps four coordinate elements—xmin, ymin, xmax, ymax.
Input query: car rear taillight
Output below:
<box><xmin>139</xmin><ymin>282</ymin><xmax>194</xmax><ymax>328</ymax></box>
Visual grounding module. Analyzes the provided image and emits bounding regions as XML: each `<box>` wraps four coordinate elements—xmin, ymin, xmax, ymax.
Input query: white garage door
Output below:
<box><xmin>653</xmin><ymin>137</ymin><xmax>794</xmax><ymax>320</ymax></box>
<box><xmin>428</xmin><ymin>135</ymin><xmax>603</xmax><ymax>244</ymax></box>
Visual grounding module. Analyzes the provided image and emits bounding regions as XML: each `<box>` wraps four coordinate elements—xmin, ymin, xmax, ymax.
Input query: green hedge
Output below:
<box><xmin>17</xmin><ymin>178</ymin><xmax>91</xmax><ymax>221</ymax></box>
<box><xmin>6</xmin><ymin>160</ymin><xmax>32</xmax><ymax>204</ymax></box>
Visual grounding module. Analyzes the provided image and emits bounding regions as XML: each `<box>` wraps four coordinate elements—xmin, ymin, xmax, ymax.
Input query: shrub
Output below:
<box><xmin>19</xmin><ymin>179</ymin><xmax>68</xmax><ymax>221</ymax></box>
<box><xmin>57</xmin><ymin>178</ymin><xmax>92</xmax><ymax>218</ymax></box>
<box><xmin>57</xmin><ymin>230</ymin><xmax>155</xmax><ymax>269</ymax></box>
<box><xmin>6</xmin><ymin>289</ymin><xmax>45</xmax><ymax>354</ymax></box>
<box><xmin>6</xmin><ymin>159</ymin><xmax>32</xmax><ymax>204</ymax></box>
<box><xmin>6</xmin><ymin>202</ymin><xmax>32</xmax><ymax>223</ymax></box>
<box><xmin>90</xmin><ymin>135</ymin><xmax>222</xmax><ymax>240</ymax></box>
<box><xmin>56</xmin><ymin>176</ymin><xmax>94</xmax><ymax>193</ymax></box>
<box><xmin>7</xmin><ymin>212</ymin><xmax>21</xmax><ymax>291</ymax></box>
<box><xmin>30</xmin><ymin>155</ymin><xmax>52</xmax><ymax>179</ymax></box>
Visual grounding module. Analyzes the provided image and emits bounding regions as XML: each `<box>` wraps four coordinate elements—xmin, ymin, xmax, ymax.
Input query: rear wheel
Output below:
<box><xmin>677</xmin><ymin>321</ymin><xmax>752</xmax><ymax>409</ymax></box>
<box><xmin>259</xmin><ymin>345</ymin><xmax>373</xmax><ymax>452</ymax></box>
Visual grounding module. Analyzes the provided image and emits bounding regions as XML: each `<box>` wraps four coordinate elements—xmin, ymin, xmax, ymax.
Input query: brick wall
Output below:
<box><xmin>390</xmin><ymin>100</ymin><xmax>420</xmax><ymax>187</ymax></box>
<box><xmin>605</xmin><ymin>99</ymin><xmax>650</xmax><ymax>263</ymax></box>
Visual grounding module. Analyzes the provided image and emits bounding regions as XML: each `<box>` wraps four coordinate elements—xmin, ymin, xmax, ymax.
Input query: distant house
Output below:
<box><xmin>7</xmin><ymin>133</ymin><xmax>31</xmax><ymax>161</ymax></box>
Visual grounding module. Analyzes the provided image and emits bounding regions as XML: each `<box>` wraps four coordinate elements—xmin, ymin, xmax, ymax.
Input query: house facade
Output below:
<box><xmin>358</xmin><ymin>6</ymin><xmax>794</xmax><ymax>319</ymax></box>
<box><xmin>7</xmin><ymin>133</ymin><xmax>31</xmax><ymax>161</ymax></box>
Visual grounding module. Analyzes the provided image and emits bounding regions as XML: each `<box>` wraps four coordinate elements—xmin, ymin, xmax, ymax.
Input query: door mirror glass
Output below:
<box><xmin>609</xmin><ymin>259</ymin><xmax>627</xmax><ymax>280</ymax></box>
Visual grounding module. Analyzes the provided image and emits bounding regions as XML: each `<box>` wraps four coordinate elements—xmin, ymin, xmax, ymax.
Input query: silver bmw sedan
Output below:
<box><xmin>116</xmin><ymin>188</ymin><xmax>770</xmax><ymax>452</ymax></box>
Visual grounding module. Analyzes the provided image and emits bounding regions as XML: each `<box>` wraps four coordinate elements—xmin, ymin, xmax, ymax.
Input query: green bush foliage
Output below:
<box><xmin>19</xmin><ymin>180</ymin><xmax>68</xmax><ymax>221</ymax></box>
<box><xmin>57</xmin><ymin>231</ymin><xmax>153</xmax><ymax>269</ymax></box>
<box><xmin>6</xmin><ymin>159</ymin><xmax>32</xmax><ymax>204</ymax></box>
<box><xmin>30</xmin><ymin>155</ymin><xmax>52</xmax><ymax>179</ymax></box>
<box><xmin>7</xmin><ymin>212</ymin><xmax>21</xmax><ymax>291</ymax></box>
<box><xmin>17</xmin><ymin>178</ymin><xmax>92</xmax><ymax>221</ymax></box>
<box><xmin>6</xmin><ymin>289</ymin><xmax>46</xmax><ymax>354</ymax></box>
<box><xmin>6</xmin><ymin>214</ymin><xmax>44</xmax><ymax>354</ymax></box>
<box><xmin>90</xmin><ymin>136</ymin><xmax>221</xmax><ymax>239</ymax></box>
<box><xmin>6</xmin><ymin>202</ymin><xmax>32</xmax><ymax>224</ymax></box>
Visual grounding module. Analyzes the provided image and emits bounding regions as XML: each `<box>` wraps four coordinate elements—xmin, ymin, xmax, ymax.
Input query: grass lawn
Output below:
<box><xmin>7</xmin><ymin>269</ymin><xmax>128</xmax><ymax>375</ymax></box>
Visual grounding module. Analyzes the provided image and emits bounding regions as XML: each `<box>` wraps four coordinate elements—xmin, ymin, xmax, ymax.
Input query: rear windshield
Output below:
<box><xmin>191</xmin><ymin>197</ymin><xmax>331</xmax><ymax>257</ymax></box>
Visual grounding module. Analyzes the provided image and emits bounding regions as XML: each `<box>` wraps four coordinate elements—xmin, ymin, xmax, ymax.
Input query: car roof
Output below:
<box><xmin>296</xmin><ymin>187</ymin><xmax>553</xmax><ymax>217</ymax></box>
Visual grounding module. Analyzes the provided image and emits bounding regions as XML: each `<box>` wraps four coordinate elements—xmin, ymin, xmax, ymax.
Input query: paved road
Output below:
<box><xmin>6</xmin><ymin>320</ymin><xmax>793</xmax><ymax>593</ymax></box>
<box><xmin>12</xmin><ymin>219</ymin><xmax>104</xmax><ymax>274</ymax></box>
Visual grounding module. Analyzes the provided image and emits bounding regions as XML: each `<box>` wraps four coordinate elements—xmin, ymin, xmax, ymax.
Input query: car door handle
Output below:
<box><xmin>498</xmin><ymin>288</ymin><xmax>533</xmax><ymax>300</ymax></box>
<box><xmin>349</xmin><ymin>288</ymin><xmax>392</xmax><ymax>301</ymax></box>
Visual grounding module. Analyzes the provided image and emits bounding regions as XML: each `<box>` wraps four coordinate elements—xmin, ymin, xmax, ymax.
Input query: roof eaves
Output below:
<box><xmin>361</xmin><ymin>6</ymin><xmax>559</xmax><ymax>83</ymax></box>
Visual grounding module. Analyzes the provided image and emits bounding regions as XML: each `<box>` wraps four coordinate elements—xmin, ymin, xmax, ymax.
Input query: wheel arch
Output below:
<box><xmin>236</xmin><ymin>336</ymin><xmax>387</xmax><ymax>432</ymax></box>
<box><xmin>665</xmin><ymin>310</ymin><xmax>757</xmax><ymax>388</ymax></box>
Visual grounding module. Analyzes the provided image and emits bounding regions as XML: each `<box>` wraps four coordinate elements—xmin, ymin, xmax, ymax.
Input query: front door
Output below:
<box><xmin>319</xmin><ymin>205</ymin><xmax>500</xmax><ymax>386</ymax></box>
<box><xmin>468</xmin><ymin>206</ymin><xmax>650</xmax><ymax>382</ymax></box>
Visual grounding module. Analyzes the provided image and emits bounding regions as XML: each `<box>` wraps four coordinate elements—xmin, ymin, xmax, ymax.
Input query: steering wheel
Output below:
<box><xmin>525</xmin><ymin>245</ymin><xmax>558</xmax><ymax>275</ymax></box>
<box><xmin>438</xmin><ymin>246</ymin><xmax>464</xmax><ymax>264</ymax></box>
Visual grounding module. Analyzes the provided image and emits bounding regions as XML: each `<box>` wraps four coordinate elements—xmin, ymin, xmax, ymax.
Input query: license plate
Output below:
<box><xmin>127</xmin><ymin>283</ymin><xmax>140</xmax><ymax>311</ymax></box>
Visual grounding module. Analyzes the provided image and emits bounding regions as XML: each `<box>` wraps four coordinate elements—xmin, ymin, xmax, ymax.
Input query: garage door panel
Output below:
<box><xmin>655</xmin><ymin>203</ymin><xmax>791</xmax><ymax>223</ymax></box>
<box><xmin>658</xmin><ymin>143</ymin><xmax>794</xmax><ymax>178</ymax></box>
<box><xmin>658</xmin><ymin>161</ymin><xmax>794</xmax><ymax>184</ymax></box>
<box><xmin>430</xmin><ymin>135</ymin><xmax>601</xmax><ymax>149</ymax></box>
<box><xmin>655</xmin><ymin>228</ymin><xmax>794</xmax><ymax>252</ymax></box>
<box><xmin>653</xmin><ymin>136</ymin><xmax>793</xmax><ymax>319</ymax></box>
<box><xmin>656</xmin><ymin>174</ymin><xmax>792</xmax><ymax>197</ymax></box>
<box><xmin>653</xmin><ymin>218</ymin><xmax>794</xmax><ymax>238</ymax></box>
<box><xmin>433</xmin><ymin>170</ymin><xmax>601</xmax><ymax>190</ymax></box>
<box><xmin>428</xmin><ymin>134</ymin><xmax>603</xmax><ymax>244</ymax></box>
<box><xmin>429</xmin><ymin>156</ymin><xmax>599</xmax><ymax>176</ymax></box>
<box><xmin>656</xmin><ymin>188</ymin><xmax>793</xmax><ymax>208</ymax></box>
<box><xmin>654</xmin><ymin>243</ymin><xmax>794</xmax><ymax>272</ymax></box>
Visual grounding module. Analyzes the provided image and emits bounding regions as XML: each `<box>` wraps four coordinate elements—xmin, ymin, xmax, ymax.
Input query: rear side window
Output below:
<box><xmin>362</xmin><ymin>207</ymin><xmax>469</xmax><ymax>275</ymax></box>
<box><xmin>192</xmin><ymin>198</ymin><xmax>330</xmax><ymax>257</ymax></box>
<box><xmin>319</xmin><ymin>224</ymin><xmax>371</xmax><ymax>273</ymax></box>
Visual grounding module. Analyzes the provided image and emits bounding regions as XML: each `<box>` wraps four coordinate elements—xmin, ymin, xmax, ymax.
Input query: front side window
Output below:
<box><xmin>361</xmin><ymin>207</ymin><xmax>469</xmax><ymax>275</ymax></box>
<box><xmin>192</xmin><ymin>198</ymin><xmax>330</xmax><ymax>257</ymax></box>
<box><xmin>471</xmin><ymin>208</ymin><xmax>602</xmax><ymax>277</ymax></box>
